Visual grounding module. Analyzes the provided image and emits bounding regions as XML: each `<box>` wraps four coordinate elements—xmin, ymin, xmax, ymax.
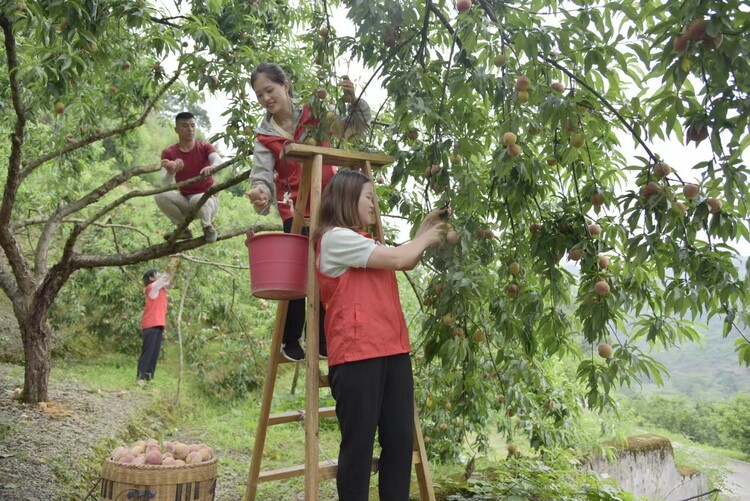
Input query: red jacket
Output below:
<box><xmin>255</xmin><ymin>105</ymin><xmax>336</xmax><ymax>221</ymax></box>
<box><xmin>315</xmin><ymin>236</ymin><xmax>411</xmax><ymax>366</ymax></box>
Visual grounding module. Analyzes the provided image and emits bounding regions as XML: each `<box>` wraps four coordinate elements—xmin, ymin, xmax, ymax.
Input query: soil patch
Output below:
<box><xmin>0</xmin><ymin>363</ymin><xmax>152</xmax><ymax>500</ymax></box>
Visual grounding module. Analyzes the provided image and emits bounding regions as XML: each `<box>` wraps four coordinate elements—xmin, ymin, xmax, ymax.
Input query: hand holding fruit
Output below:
<box><xmin>339</xmin><ymin>75</ymin><xmax>356</xmax><ymax>103</ymax></box>
<box><xmin>246</xmin><ymin>187</ymin><xmax>271</xmax><ymax>211</ymax></box>
<box><xmin>422</xmin><ymin>221</ymin><xmax>448</xmax><ymax>247</ymax></box>
<box><xmin>161</xmin><ymin>158</ymin><xmax>184</xmax><ymax>174</ymax></box>
<box><xmin>417</xmin><ymin>205</ymin><xmax>451</xmax><ymax>237</ymax></box>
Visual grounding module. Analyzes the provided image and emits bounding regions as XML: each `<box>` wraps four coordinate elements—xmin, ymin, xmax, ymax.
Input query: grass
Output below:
<box><xmin>9</xmin><ymin>344</ymin><xmax>747</xmax><ymax>500</ymax></box>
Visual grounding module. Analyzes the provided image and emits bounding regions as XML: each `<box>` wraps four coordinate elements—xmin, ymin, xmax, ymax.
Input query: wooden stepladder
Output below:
<box><xmin>244</xmin><ymin>144</ymin><xmax>436</xmax><ymax>501</ymax></box>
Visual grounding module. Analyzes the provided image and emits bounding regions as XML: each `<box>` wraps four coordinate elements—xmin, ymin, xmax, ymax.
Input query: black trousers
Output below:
<box><xmin>329</xmin><ymin>354</ymin><xmax>414</xmax><ymax>501</ymax></box>
<box><xmin>137</xmin><ymin>326</ymin><xmax>163</xmax><ymax>380</ymax></box>
<box><xmin>282</xmin><ymin>218</ymin><xmax>326</xmax><ymax>346</ymax></box>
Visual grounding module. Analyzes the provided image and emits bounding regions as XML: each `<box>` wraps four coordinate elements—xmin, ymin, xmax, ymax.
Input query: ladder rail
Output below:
<box><xmin>303</xmin><ymin>152</ymin><xmax>323</xmax><ymax>501</ymax></box>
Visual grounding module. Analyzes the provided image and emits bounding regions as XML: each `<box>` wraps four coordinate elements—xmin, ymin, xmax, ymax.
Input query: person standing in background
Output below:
<box><xmin>138</xmin><ymin>269</ymin><xmax>171</xmax><ymax>386</ymax></box>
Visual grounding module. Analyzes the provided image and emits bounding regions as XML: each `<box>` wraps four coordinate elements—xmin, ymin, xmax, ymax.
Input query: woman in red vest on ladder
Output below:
<box><xmin>313</xmin><ymin>170</ymin><xmax>448</xmax><ymax>500</ymax></box>
<box><xmin>246</xmin><ymin>62</ymin><xmax>372</xmax><ymax>362</ymax></box>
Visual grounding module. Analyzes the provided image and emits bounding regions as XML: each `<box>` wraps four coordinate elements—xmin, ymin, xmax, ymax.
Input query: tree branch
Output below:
<box><xmin>416</xmin><ymin>0</ymin><xmax>434</xmax><ymax>68</ymax></box>
<box><xmin>20</xmin><ymin>63</ymin><xmax>185</xmax><ymax>178</ymax></box>
<box><xmin>0</xmin><ymin>14</ymin><xmax>33</xmax><ymax>296</ymax></box>
<box><xmin>32</xmin><ymin>163</ymin><xmax>163</xmax><ymax>278</ymax></box>
<box><xmin>68</xmin><ymin>222</ymin><xmax>282</xmax><ymax>270</ymax></box>
<box><xmin>172</xmin><ymin>252</ymin><xmax>249</xmax><ymax>272</ymax></box>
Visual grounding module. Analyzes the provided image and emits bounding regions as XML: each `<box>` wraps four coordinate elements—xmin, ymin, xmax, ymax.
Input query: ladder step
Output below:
<box><xmin>258</xmin><ymin>457</ymin><xmax>379</xmax><ymax>483</ymax></box>
<box><xmin>268</xmin><ymin>406</ymin><xmax>336</xmax><ymax>426</ymax></box>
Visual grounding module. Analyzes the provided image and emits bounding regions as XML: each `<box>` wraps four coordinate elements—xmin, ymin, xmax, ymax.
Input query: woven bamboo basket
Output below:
<box><xmin>99</xmin><ymin>457</ymin><xmax>218</xmax><ymax>501</ymax></box>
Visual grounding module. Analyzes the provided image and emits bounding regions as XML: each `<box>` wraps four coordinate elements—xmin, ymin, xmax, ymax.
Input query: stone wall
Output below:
<box><xmin>585</xmin><ymin>434</ymin><xmax>709</xmax><ymax>500</ymax></box>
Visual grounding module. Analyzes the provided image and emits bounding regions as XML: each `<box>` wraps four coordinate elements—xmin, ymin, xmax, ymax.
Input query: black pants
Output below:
<box><xmin>137</xmin><ymin>326</ymin><xmax>163</xmax><ymax>380</ymax></box>
<box><xmin>282</xmin><ymin>218</ymin><xmax>326</xmax><ymax>346</ymax></box>
<box><xmin>329</xmin><ymin>354</ymin><xmax>414</xmax><ymax>501</ymax></box>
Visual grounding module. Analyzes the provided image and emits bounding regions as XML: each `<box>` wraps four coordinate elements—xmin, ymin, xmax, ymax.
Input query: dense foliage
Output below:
<box><xmin>626</xmin><ymin>393</ymin><xmax>750</xmax><ymax>458</ymax></box>
<box><xmin>1</xmin><ymin>0</ymin><xmax>749</xmax><ymax>470</ymax></box>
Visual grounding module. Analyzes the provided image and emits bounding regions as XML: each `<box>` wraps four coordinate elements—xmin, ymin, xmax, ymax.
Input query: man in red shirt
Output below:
<box><xmin>156</xmin><ymin>112</ymin><xmax>223</xmax><ymax>243</ymax></box>
<box><xmin>138</xmin><ymin>269</ymin><xmax>171</xmax><ymax>386</ymax></box>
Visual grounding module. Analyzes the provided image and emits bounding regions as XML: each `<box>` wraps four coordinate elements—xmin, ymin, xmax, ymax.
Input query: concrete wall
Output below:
<box><xmin>585</xmin><ymin>434</ymin><xmax>709</xmax><ymax>500</ymax></box>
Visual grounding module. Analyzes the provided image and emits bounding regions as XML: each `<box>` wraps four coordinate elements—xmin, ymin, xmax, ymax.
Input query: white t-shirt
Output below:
<box><xmin>319</xmin><ymin>228</ymin><xmax>378</xmax><ymax>277</ymax></box>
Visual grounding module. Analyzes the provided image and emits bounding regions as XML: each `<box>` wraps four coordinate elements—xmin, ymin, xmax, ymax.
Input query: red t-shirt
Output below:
<box><xmin>161</xmin><ymin>141</ymin><xmax>216</xmax><ymax>196</ymax></box>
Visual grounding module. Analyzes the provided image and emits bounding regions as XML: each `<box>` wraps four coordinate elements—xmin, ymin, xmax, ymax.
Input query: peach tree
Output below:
<box><xmin>0</xmin><ymin>0</ymin><xmax>296</xmax><ymax>403</ymax></box>
<box><xmin>301</xmin><ymin>0</ymin><xmax>750</xmax><ymax>458</ymax></box>
<box><xmin>2</xmin><ymin>0</ymin><xmax>748</xmax><ymax>466</ymax></box>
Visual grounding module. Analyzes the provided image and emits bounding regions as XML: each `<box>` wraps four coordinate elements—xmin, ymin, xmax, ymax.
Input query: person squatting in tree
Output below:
<box><xmin>313</xmin><ymin>170</ymin><xmax>448</xmax><ymax>500</ymax></box>
<box><xmin>245</xmin><ymin>62</ymin><xmax>372</xmax><ymax>362</ymax></box>
<box><xmin>156</xmin><ymin>111</ymin><xmax>223</xmax><ymax>243</ymax></box>
<box><xmin>138</xmin><ymin>268</ymin><xmax>172</xmax><ymax>386</ymax></box>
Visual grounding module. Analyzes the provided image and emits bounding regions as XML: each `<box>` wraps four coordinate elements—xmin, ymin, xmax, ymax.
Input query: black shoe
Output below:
<box><xmin>281</xmin><ymin>341</ymin><xmax>304</xmax><ymax>362</ymax></box>
<box><xmin>164</xmin><ymin>228</ymin><xmax>193</xmax><ymax>240</ymax></box>
<box><xmin>319</xmin><ymin>338</ymin><xmax>328</xmax><ymax>360</ymax></box>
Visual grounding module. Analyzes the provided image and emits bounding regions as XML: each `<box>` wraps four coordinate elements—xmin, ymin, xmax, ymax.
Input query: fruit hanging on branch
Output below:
<box><xmin>456</xmin><ymin>0</ymin><xmax>472</xmax><ymax>14</ymax></box>
<box><xmin>597</xmin><ymin>343</ymin><xmax>614</xmax><ymax>359</ymax></box>
<box><xmin>594</xmin><ymin>280</ymin><xmax>610</xmax><ymax>296</ymax></box>
<box><xmin>652</xmin><ymin>162</ymin><xmax>672</xmax><ymax>179</ymax></box>
<box><xmin>706</xmin><ymin>197</ymin><xmax>723</xmax><ymax>214</ymax></box>
<box><xmin>687</xmin><ymin>124</ymin><xmax>709</xmax><ymax>143</ymax></box>
<box><xmin>683</xmin><ymin>183</ymin><xmax>700</xmax><ymax>200</ymax></box>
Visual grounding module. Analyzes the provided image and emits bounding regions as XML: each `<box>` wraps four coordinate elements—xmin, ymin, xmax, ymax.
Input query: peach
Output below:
<box><xmin>145</xmin><ymin>449</ymin><xmax>162</xmax><ymax>465</ymax></box>
<box><xmin>186</xmin><ymin>451</ymin><xmax>203</xmax><ymax>465</ymax></box>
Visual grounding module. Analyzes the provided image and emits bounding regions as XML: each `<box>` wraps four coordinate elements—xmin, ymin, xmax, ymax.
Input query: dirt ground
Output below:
<box><xmin>0</xmin><ymin>361</ymin><xmax>155</xmax><ymax>500</ymax></box>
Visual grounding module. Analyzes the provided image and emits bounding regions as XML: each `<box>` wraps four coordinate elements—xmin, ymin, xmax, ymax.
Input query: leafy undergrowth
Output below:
<box><xmin>42</xmin><ymin>346</ymin><xmax>636</xmax><ymax>500</ymax></box>
<box><xmin>9</xmin><ymin>345</ymin><xmax>743</xmax><ymax>500</ymax></box>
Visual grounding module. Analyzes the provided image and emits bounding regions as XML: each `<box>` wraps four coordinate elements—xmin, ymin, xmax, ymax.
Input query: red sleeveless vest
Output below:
<box><xmin>315</xmin><ymin>235</ymin><xmax>411</xmax><ymax>366</ymax></box>
<box><xmin>255</xmin><ymin>105</ymin><xmax>336</xmax><ymax>221</ymax></box>
<box><xmin>141</xmin><ymin>283</ymin><xmax>168</xmax><ymax>329</ymax></box>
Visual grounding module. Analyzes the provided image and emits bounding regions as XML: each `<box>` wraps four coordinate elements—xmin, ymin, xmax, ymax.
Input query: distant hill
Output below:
<box><xmin>629</xmin><ymin>316</ymin><xmax>750</xmax><ymax>399</ymax></box>
<box><xmin>624</xmin><ymin>256</ymin><xmax>750</xmax><ymax>400</ymax></box>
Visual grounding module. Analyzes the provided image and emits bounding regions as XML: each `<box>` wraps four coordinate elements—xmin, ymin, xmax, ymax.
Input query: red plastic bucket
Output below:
<box><xmin>246</xmin><ymin>231</ymin><xmax>309</xmax><ymax>300</ymax></box>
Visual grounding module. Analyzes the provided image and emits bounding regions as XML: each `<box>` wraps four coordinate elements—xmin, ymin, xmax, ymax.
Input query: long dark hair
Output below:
<box><xmin>250</xmin><ymin>62</ymin><xmax>293</xmax><ymax>97</ymax></box>
<box><xmin>313</xmin><ymin>170</ymin><xmax>372</xmax><ymax>246</ymax></box>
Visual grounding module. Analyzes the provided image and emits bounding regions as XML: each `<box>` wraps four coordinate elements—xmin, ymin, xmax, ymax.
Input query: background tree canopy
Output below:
<box><xmin>1</xmin><ymin>0</ymin><xmax>749</xmax><ymax>461</ymax></box>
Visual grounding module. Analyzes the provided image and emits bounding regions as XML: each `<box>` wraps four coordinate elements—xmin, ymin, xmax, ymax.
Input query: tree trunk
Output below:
<box><xmin>19</xmin><ymin>312</ymin><xmax>52</xmax><ymax>404</ymax></box>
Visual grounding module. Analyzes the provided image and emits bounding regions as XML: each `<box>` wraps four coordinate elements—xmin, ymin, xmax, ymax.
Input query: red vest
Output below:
<box><xmin>141</xmin><ymin>283</ymin><xmax>168</xmax><ymax>329</ymax></box>
<box><xmin>315</xmin><ymin>236</ymin><xmax>410</xmax><ymax>366</ymax></box>
<box><xmin>256</xmin><ymin>105</ymin><xmax>336</xmax><ymax>221</ymax></box>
